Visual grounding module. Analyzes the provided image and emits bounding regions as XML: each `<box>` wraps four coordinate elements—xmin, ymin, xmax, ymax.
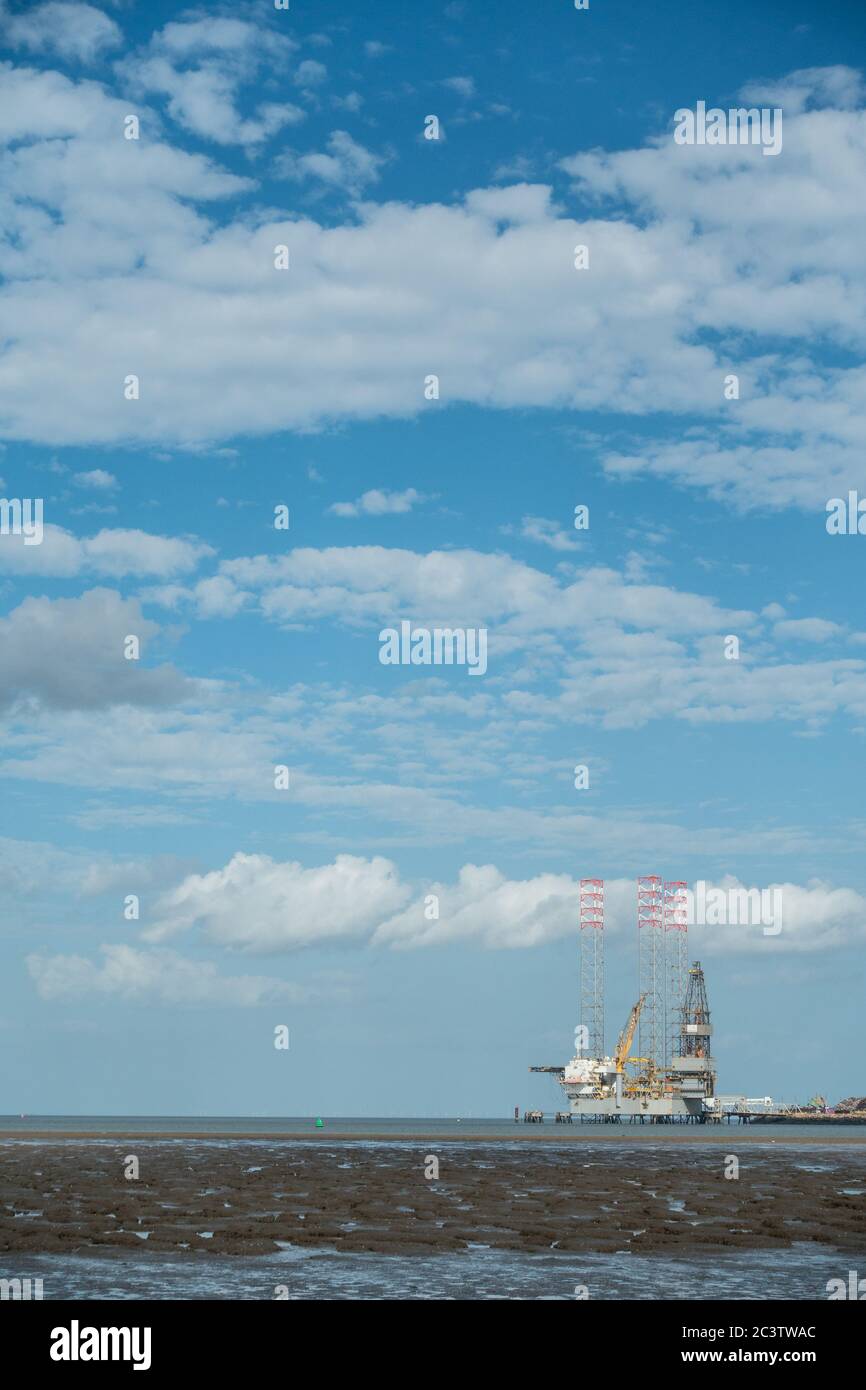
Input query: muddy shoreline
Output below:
<box><xmin>2</xmin><ymin>1139</ymin><xmax>865</xmax><ymax>1259</ymax></box>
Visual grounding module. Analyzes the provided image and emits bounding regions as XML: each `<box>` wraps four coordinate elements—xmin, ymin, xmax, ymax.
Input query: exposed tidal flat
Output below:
<box><xmin>1</xmin><ymin>1137</ymin><xmax>864</xmax><ymax>1271</ymax></box>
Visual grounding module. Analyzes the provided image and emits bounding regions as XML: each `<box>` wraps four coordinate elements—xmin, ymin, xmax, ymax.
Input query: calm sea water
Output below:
<box><xmin>3</xmin><ymin>1114</ymin><xmax>865</xmax><ymax>1139</ymax></box>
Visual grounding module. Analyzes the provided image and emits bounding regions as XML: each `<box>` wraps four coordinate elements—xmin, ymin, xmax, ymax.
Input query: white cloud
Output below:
<box><xmin>27</xmin><ymin>945</ymin><xmax>308</xmax><ymax>1006</ymax></box>
<box><xmin>740</xmin><ymin>65</ymin><xmax>865</xmax><ymax>116</ymax></box>
<box><xmin>773</xmin><ymin>617</ymin><xmax>844</xmax><ymax>643</ymax></box>
<box><xmin>600</xmin><ymin>397</ymin><xmax>866</xmax><ymax>512</ymax></box>
<box><xmin>84</xmin><ymin>528</ymin><xmax>213</xmax><ymax>578</ymax></box>
<box><xmin>464</xmin><ymin>183</ymin><xmax>553</xmax><ymax>223</ymax></box>
<box><xmin>0</xmin><ymin>63</ymin><xmax>252</xmax><ymax>292</ymax></box>
<box><xmin>221</xmin><ymin>545</ymin><xmax>750</xmax><ymax>640</ymax></box>
<box><xmin>328</xmin><ymin>487</ymin><xmax>426</xmax><ymax>517</ymax></box>
<box><xmin>0</xmin><ymin>59</ymin><xmax>862</xmax><ymax>515</ymax></box>
<box><xmin>0</xmin><ymin>61</ymin><xmax>862</xmax><ymax>524</ymax></box>
<box><xmin>295</xmin><ymin>58</ymin><xmax>327</xmax><ymax>89</ymax></box>
<box><xmin>1</xmin><ymin>2</ymin><xmax>121</xmax><ymax>63</ymax></box>
<box><xmin>187</xmin><ymin>574</ymin><xmax>249</xmax><ymax>619</ymax></box>
<box><xmin>0</xmin><ymin>524</ymin><xmax>81</xmax><ymax>577</ymax></box>
<box><xmin>146</xmin><ymin>852</ymin><xmax>411</xmax><ymax>951</ymax></box>
<box><xmin>138</xmin><ymin>574</ymin><xmax>251</xmax><ymax>620</ymax></box>
<box><xmin>277</xmin><ymin>129</ymin><xmax>386</xmax><ymax>193</ymax></box>
<box><xmin>212</xmin><ymin>543</ymin><xmax>866</xmax><ymax>730</ymax></box>
<box><xmin>73</xmin><ymin>469</ymin><xmax>117</xmax><ymax>490</ymax></box>
<box><xmin>119</xmin><ymin>16</ymin><xmax>304</xmax><ymax>146</ymax></box>
<box><xmin>332</xmin><ymin>91</ymin><xmax>363</xmax><ymax>113</ymax></box>
<box><xmin>376</xmin><ymin>863</ymin><xmax>581</xmax><ymax>949</ymax></box>
<box><xmin>504</xmin><ymin>515</ymin><xmax>580</xmax><ymax>552</ymax></box>
<box><xmin>687</xmin><ymin>877</ymin><xmax>866</xmax><ymax>954</ymax></box>
<box><xmin>377</xmin><ymin>868</ymin><xmax>866</xmax><ymax>954</ymax></box>
<box><xmin>0</xmin><ymin>524</ymin><xmax>213</xmax><ymax>577</ymax></box>
<box><xmin>442</xmin><ymin>76</ymin><xmax>475</xmax><ymax>100</ymax></box>
<box><xmin>101</xmin><ymin>853</ymin><xmax>866</xmax><ymax>957</ymax></box>
<box><xmin>0</xmin><ymin>588</ymin><xmax>195</xmax><ymax>712</ymax></box>
<box><xmin>3</xmin><ymin>520</ymin><xmax>859</xmax><ymax>734</ymax></box>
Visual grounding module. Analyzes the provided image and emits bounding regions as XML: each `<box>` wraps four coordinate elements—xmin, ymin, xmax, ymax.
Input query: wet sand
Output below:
<box><xmin>1</xmin><ymin>1139</ymin><xmax>865</xmax><ymax>1258</ymax></box>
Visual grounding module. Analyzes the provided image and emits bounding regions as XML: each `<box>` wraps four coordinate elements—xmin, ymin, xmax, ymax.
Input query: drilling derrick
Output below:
<box><xmin>637</xmin><ymin>876</ymin><xmax>664</xmax><ymax>1075</ymax></box>
<box><xmin>668</xmin><ymin>959</ymin><xmax>715</xmax><ymax>1104</ymax></box>
<box><xmin>664</xmin><ymin>881</ymin><xmax>688</xmax><ymax>1069</ymax></box>
<box><xmin>579</xmin><ymin>878</ymin><xmax>604</xmax><ymax>1058</ymax></box>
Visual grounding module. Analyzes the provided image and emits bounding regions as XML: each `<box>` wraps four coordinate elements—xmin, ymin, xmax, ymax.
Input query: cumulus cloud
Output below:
<box><xmin>2</xmin><ymin>523</ymin><xmax>858</xmax><ymax>733</ymax></box>
<box><xmin>146</xmin><ymin>852</ymin><xmax>411</xmax><ymax>951</ymax></box>
<box><xmin>0</xmin><ymin>62</ymin><xmax>252</xmax><ymax>291</ymax></box>
<box><xmin>773</xmin><ymin>617</ymin><xmax>845</xmax><ymax>643</ymax></box>
<box><xmin>378</xmin><ymin>867</ymin><xmax>866</xmax><ymax>955</ymax></box>
<box><xmin>211</xmin><ymin>543</ymin><xmax>866</xmax><ymax>729</ymax></box>
<box><xmin>686</xmin><ymin>877</ymin><xmax>866</xmax><ymax>954</ymax></box>
<box><xmin>276</xmin><ymin>129</ymin><xmax>386</xmax><ymax>193</ymax></box>
<box><xmin>328</xmin><ymin>488</ymin><xmax>426</xmax><ymax>517</ymax></box>
<box><xmin>375</xmin><ymin>863</ymin><xmax>581</xmax><ymax>949</ymax></box>
<box><xmin>221</xmin><ymin>544</ymin><xmax>751</xmax><ymax>639</ymax></box>
<box><xmin>139</xmin><ymin>573</ymin><xmax>251</xmax><ymax>619</ymax></box>
<box><xmin>0</xmin><ymin>524</ymin><xmax>213</xmax><ymax>578</ymax></box>
<box><xmin>503</xmin><ymin>515</ymin><xmax>581</xmax><ymax>552</ymax></box>
<box><xmin>332</xmin><ymin>90</ymin><xmax>363</xmax><ymax>113</ymax></box>
<box><xmin>0</xmin><ymin>58</ymin><xmax>861</xmax><ymax>519</ymax></box>
<box><xmin>0</xmin><ymin>589</ymin><xmax>195</xmax><ymax>712</ymax></box>
<box><xmin>1</xmin><ymin>1</ymin><xmax>121</xmax><ymax>63</ymax></box>
<box><xmin>27</xmin><ymin>945</ymin><xmax>310</xmax><ymax>1006</ymax></box>
<box><xmin>127</xmin><ymin>853</ymin><xmax>866</xmax><ymax>956</ymax></box>
<box><xmin>295</xmin><ymin>58</ymin><xmax>328</xmax><ymax>88</ymax></box>
<box><xmin>72</xmin><ymin>469</ymin><xmax>118</xmax><ymax>490</ymax></box>
<box><xmin>740</xmin><ymin>65</ymin><xmax>865</xmax><ymax>116</ymax></box>
<box><xmin>118</xmin><ymin>15</ymin><xmax>304</xmax><ymax>146</ymax></box>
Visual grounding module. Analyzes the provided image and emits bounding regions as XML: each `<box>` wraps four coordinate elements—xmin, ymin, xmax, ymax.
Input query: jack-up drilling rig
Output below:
<box><xmin>531</xmin><ymin>876</ymin><xmax>717</xmax><ymax>1122</ymax></box>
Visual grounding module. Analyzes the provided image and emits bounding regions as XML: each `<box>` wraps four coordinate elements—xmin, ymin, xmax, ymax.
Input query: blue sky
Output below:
<box><xmin>1</xmin><ymin>0</ymin><xmax>865</xmax><ymax>1116</ymax></box>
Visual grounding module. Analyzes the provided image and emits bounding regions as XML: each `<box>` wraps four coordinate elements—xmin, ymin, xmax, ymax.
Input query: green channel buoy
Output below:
<box><xmin>315</xmin><ymin>1117</ymin><xmax>324</xmax><ymax>1128</ymax></box>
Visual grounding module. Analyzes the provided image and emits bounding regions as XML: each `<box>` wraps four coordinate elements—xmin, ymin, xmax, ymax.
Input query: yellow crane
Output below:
<box><xmin>614</xmin><ymin>993</ymin><xmax>646</xmax><ymax>1073</ymax></box>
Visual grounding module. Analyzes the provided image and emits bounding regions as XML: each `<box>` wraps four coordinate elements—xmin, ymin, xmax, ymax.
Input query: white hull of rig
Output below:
<box><xmin>559</xmin><ymin>1054</ymin><xmax>712</xmax><ymax>1119</ymax></box>
<box><xmin>567</xmin><ymin>1097</ymin><xmax>708</xmax><ymax>1118</ymax></box>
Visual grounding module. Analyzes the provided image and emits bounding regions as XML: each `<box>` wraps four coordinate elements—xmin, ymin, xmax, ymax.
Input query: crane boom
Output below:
<box><xmin>614</xmin><ymin>993</ymin><xmax>646</xmax><ymax>1072</ymax></box>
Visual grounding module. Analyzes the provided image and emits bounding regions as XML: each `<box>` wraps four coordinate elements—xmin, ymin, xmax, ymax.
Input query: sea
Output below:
<box><xmin>5</xmin><ymin>1113</ymin><xmax>865</xmax><ymax>1139</ymax></box>
<box><xmin>2</xmin><ymin>1116</ymin><xmax>864</xmax><ymax>1300</ymax></box>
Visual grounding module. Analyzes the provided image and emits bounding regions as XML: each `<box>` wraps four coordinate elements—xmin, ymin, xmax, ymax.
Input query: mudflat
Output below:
<box><xmin>1</xmin><ymin>1140</ymin><xmax>864</xmax><ymax>1258</ymax></box>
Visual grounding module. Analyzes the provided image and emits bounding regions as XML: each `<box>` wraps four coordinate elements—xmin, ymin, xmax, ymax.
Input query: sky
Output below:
<box><xmin>1</xmin><ymin>0</ymin><xmax>865</xmax><ymax>1117</ymax></box>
